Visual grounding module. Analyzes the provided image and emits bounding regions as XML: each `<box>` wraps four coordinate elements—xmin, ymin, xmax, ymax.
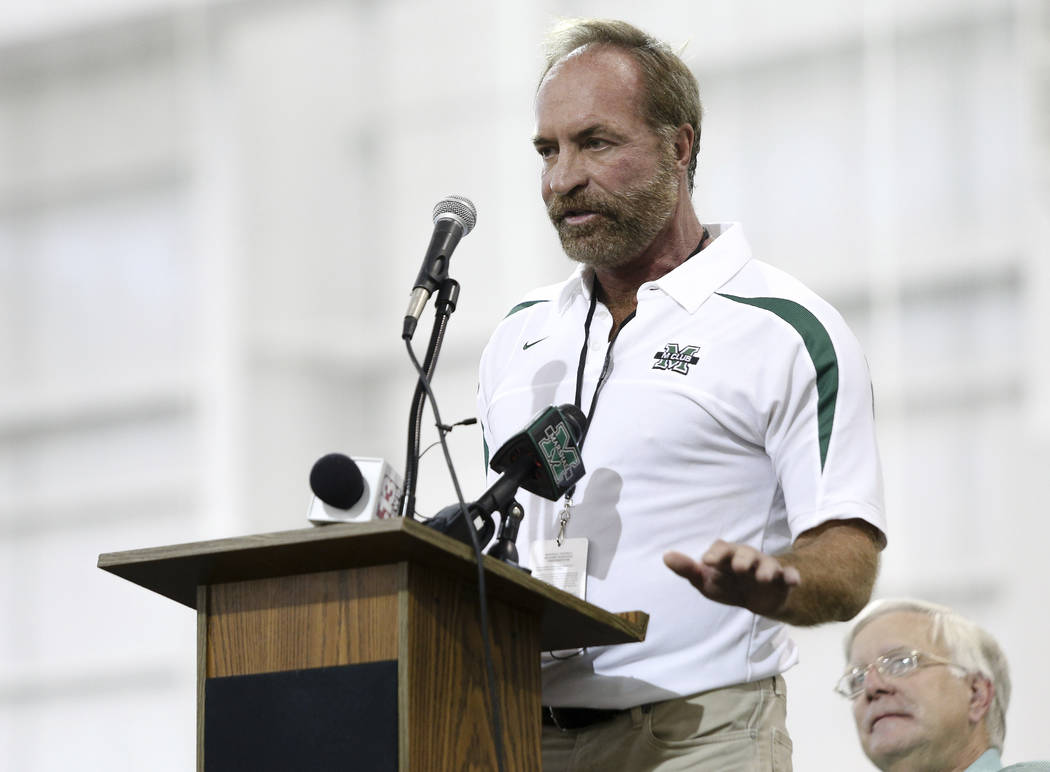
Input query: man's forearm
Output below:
<box><xmin>775</xmin><ymin>519</ymin><xmax>882</xmax><ymax>626</ymax></box>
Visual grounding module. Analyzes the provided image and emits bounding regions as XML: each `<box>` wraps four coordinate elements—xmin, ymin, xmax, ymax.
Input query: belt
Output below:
<box><xmin>542</xmin><ymin>705</ymin><xmax>623</xmax><ymax>731</ymax></box>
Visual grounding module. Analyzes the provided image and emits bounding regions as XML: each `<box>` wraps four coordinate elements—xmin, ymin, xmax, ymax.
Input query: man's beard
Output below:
<box><xmin>547</xmin><ymin>150</ymin><xmax>680</xmax><ymax>270</ymax></box>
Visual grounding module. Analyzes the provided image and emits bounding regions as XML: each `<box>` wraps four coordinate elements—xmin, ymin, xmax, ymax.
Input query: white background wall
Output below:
<box><xmin>1</xmin><ymin>0</ymin><xmax>1047</xmax><ymax>769</ymax></box>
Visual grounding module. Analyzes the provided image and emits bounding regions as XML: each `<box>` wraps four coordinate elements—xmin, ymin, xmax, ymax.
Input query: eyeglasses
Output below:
<box><xmin>834</xmin><ymin>649</ymin><xmax>964</xmax><ymax>699</ymax></box>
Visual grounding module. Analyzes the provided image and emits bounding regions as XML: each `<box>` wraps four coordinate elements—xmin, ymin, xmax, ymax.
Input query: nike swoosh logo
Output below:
<box><xmin>523</xmin><ymin>337</ymin><xmax>549</xmax><ymax>350</ymax></box>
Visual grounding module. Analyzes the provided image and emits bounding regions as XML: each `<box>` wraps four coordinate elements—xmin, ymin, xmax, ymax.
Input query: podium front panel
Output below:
<box><xmin>198</xmin><ymin>561</ymin><xmax>541</xmax><ymax>770</ymax></box>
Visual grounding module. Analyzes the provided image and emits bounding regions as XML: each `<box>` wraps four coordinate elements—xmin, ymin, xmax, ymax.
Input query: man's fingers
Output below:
<box><xmin>701</xmin><ymin>539</ymin><xmax>733</xmax><ymax>566</ymax></box>
<box><xmin>753</xmin><ymin>557</ymin><xmax>801</xmax><ymax>586</ymax></box>
<box><xmin>663</xmin><ymin>550</ymin><xmax>701</xmax><ymax>579</ymax></box>
<box><xmin>753</xmin><ymin>559</ymin><xmax>777</xmax><ymax>583</ymax></box>
<box><xmin>695</xmin><ymin>542</ymin><xmax>802</xmax><ymax>587</ymax></box>
<box><xmin>668</xmin><ymin>542</ymin><xmax>801</xmax><ymax>598</ymax></box>
<box><xmin>702</xmin><ymin>541</ymin><xmax>764</xmax><ymax>576</ymax></box>
<box><xmin>666</xmin><ymin>541</ymin><xmax>801</xmax><ymax>616</ymax></box>
<box><xmin>730</xmin><ymin>547</ymin><xmax>762</xmax><ymax>575</ymax></box>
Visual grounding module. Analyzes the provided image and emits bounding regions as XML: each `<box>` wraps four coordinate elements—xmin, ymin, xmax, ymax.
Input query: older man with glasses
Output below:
<box><xmin>839</xmin><ymin>598</ymin><xmax>1048</xmax><ymax>772</ymax></box>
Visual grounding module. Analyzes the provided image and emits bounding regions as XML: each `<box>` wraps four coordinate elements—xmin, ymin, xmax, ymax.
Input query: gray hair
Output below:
<box><xmin>539</xmin><ymin>18</ymin><xmax>703</xmax><ymax>193</ymax></box>
<box><xmin>845</xmin><ymin>598</ymin><xmax>1010</xmax><ymax>751</ymax></box>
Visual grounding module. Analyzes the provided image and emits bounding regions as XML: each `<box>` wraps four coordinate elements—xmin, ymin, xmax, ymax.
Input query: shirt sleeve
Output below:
<box><xmin>759</xmin><ymin>300</ymin><xmax>886</xmax><ymax>544</ymax></box>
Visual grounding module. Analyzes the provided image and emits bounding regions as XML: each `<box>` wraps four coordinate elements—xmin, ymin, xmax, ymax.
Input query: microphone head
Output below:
<box><xmin>433</xmin><ymin>194</ymin><xmax>477</xmax><ymax>235</ymax></box>
<box><xmin>309</xmin><ymin>453</ymin><xmax>365</xmax><ymax>510</ymax></box>
<box><xmin>489</xmin><ymin>404</ymin><xmax>587</xmax><ymax>501</ymax></box>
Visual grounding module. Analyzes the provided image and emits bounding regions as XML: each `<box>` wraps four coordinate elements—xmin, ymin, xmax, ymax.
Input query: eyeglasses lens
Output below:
<box><xmin>839</xmin><ymin>652</ymin><xmax>922</xmax><ymax>698</ymax></box>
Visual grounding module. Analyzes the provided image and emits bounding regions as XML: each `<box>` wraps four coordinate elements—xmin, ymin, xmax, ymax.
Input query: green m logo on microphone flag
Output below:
<box><xmin>539</xmin><ymin>420</ymin><xmax>582</xmax><ymax>486</ymax></box>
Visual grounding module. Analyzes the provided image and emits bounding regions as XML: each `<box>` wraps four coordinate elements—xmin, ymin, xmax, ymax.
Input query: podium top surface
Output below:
<box><xmin>98</xmin><ymin>517</ymin><xmax>647</xmax><ymax>651</ymax></box>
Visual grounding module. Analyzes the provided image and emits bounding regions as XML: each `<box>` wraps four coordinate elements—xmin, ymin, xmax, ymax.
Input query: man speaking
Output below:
<box><xmin>476</xmin><ymin>18</ymin><xmax>886</xmax><ymax>771</ymax></box>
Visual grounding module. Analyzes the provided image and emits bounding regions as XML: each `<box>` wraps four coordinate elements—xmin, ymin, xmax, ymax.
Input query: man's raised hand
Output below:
<box><xmin>663</xmin><ymin>540</ymin><xmax>801</xmax><ymax>618</ymax></box>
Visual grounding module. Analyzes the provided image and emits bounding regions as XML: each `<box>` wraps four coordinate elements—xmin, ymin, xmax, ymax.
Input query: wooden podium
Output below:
<box><xmin>98</xmin><ymin>517</ymin><xmax>648</xmax><ymax>771</ymax></box>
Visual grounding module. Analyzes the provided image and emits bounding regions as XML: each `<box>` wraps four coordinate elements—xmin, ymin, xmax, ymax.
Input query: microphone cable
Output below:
<box><xmin>414</xmin><ymin>418</ymin><xmax>478</xmax><ymax>491</ymax></box>
<box><xmin>403</xmin><ymin>339</ymin><xmax>507</xmax><ymax>772</ymax></box>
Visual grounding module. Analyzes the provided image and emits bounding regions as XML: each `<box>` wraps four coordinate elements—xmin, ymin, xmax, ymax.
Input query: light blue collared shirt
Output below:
<box><xmin>966</xmin><ymin>750</ymin><xmax>1004</xmax><ymax>772</ymax></box>
<box><xmin>967</xmin><ymin>748</ymin><xmax>1050</xmax><ymax>771</ymax></box>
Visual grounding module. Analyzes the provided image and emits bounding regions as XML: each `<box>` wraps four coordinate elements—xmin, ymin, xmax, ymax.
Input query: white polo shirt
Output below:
<box><xmin>476</xmin><ymin>222</ymin><xmax>886</xmax><ymax>708</ymax></box>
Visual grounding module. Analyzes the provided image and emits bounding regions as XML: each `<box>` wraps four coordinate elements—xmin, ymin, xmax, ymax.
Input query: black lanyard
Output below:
<box><xmin>572</xmin><ymin>291</ymin><xmax>633</xmax><ymax>448</ymax></box>
<box><xmin>564</xmin><ymin>291</ymin><xmax>632</xmax><ymax>503</ymax></box>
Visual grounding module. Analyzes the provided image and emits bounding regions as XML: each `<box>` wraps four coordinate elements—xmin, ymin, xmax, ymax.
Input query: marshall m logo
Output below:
<box><xmin>538</xmin><ymin>421</ymin><xmax>582</xmax><ymax>484</ymax></box>
<box><xmin>652</xmin><ymin>343</ymin><xmax>701</xmax><ymax>375</ymax></box>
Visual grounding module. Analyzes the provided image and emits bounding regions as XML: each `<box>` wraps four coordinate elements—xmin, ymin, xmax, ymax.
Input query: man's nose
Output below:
<box><xmin>546</xmin><ymin>148</ymin><xmax>588</xmax><ymax>196</ymax></box>
<box><xmin>862</xmin><ymin>664</ymin><xmax>895</xmax><ymax>698</ymax></box>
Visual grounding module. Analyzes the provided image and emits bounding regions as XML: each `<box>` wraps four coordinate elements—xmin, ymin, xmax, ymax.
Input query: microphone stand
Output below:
<box><xmin>487</xmin><ymin>499</ymin><xmax>528</xmax><ymax>570</ymax></box>
<box><xmin>400</xmin><ymin>277</ymin><xmax>460</xmax><ymax>520</ymax></box>
<box><xmin>398</xmin><ymin>271</ymin><xmax>509</xmax><ymax>772</ymax></box>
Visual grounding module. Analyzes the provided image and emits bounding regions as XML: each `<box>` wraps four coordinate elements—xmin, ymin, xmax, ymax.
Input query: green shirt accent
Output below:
<box><xmin>717</xmin><ymin>293</ymin><xmax>839</xmax><ymax>470</ymax></box>
<box><xmin>504</xmin><ymin>299</ymin><xmax>548</xmax><ymax>318</ymax></box>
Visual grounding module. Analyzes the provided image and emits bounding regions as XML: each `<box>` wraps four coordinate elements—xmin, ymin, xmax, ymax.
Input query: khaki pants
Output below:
<box><xmin>541</xmin><ymin>676</ymin><xmax>792</xmax><ymax>772</ymax></box>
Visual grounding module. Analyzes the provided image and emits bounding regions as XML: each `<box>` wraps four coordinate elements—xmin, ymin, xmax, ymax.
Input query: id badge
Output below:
<box><xmin>530</xmin><ymin>538</ymin><xmax>589</xmax><ymax>600</ymax></box>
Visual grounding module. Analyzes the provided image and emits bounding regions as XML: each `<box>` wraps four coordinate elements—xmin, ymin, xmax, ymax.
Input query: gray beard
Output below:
<box><xmin>551</xmin><ymin>154</ymin><xmax>680</xmax><ymax>270</ymax></box>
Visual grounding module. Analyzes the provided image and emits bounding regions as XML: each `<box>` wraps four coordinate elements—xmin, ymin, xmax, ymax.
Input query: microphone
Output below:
<box><xmin>307</xmin><ymin>454</ymin><xmax>403</xmax><ymax>525</ymax></box>
<box><xmin>310</xmin><ymin>453</ymin><xmax>364</xmax><ymax>509</ymax></box>
<box><xmin>402</xmin><ymin>195</ymin><xmax>477</xmax><ymax>340</ymax></box>
<box><xmin>426</xmin><ymin>404</ymin><xmax>587</xmax><ymax>547</ymax></box>
<box><xmin>486</xmin><ymin>404</ymin><xmax>587</xmax><ymax>500</ymax></box>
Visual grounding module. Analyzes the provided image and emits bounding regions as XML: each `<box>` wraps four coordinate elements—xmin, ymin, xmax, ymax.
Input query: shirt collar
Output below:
<box><xmin>554</xmin><ymin>222</ymin><xmax>751</xmax><ymax>316</ymax></box>
<box><xmin>556</xmin><ymin>263</ymin><xmax>592</xmax><ymax>314</ymax></box>
<box><xmin>650</xmin><ymin>222</ymin><xmax>751</xmax><ymax>313</ymax></box>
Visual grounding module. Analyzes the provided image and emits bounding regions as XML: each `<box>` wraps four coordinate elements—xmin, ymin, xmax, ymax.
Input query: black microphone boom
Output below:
<box><xmin>402</xmin><ymin>195</ymin><xmax>477</xmax><ymax>340</ymax></box>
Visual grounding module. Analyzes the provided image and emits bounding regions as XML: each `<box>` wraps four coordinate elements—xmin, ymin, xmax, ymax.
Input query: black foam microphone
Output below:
<box><xmin>402</xmin><ymin>195</ymin><xmax>477</xmax><ymax>340</ymax></box>
<box><xmin>310</xmin><ymin>453</ymin><xmax>365</xmax><ymax>509</ymax></box>
<box><xmin>426</xmin><ymin>404</ymin><xmax>587</xmax><ymax>547</ymax></box>
<box><xmin>307</xmin><ymin>454</ymin><xmax>404</xmax><ymax>525</ymax></box>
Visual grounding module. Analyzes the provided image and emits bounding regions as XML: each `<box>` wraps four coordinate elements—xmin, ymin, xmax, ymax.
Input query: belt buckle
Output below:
<box><xmin>545</xmin><ymin>705</ymin><xmax>568</xmax><ymax>732</ymax></box>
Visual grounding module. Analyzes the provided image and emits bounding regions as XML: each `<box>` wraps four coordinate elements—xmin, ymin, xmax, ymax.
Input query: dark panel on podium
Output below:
<box><xmin>204</xmin><ymin>661</ymin><xmax>397</xmax><ymax>771</ymax></box>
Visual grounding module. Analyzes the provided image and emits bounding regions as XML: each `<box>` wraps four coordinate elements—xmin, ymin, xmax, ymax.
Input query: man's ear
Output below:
<box><xmin>968</xmin><ymin>675</ymin><xmax>995</xmax><ymax>724</ymax></box>
<box><xmin>672</xmin><ymin>124</ymin><xmax>694</xmax><ymax>169</ymax></box>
